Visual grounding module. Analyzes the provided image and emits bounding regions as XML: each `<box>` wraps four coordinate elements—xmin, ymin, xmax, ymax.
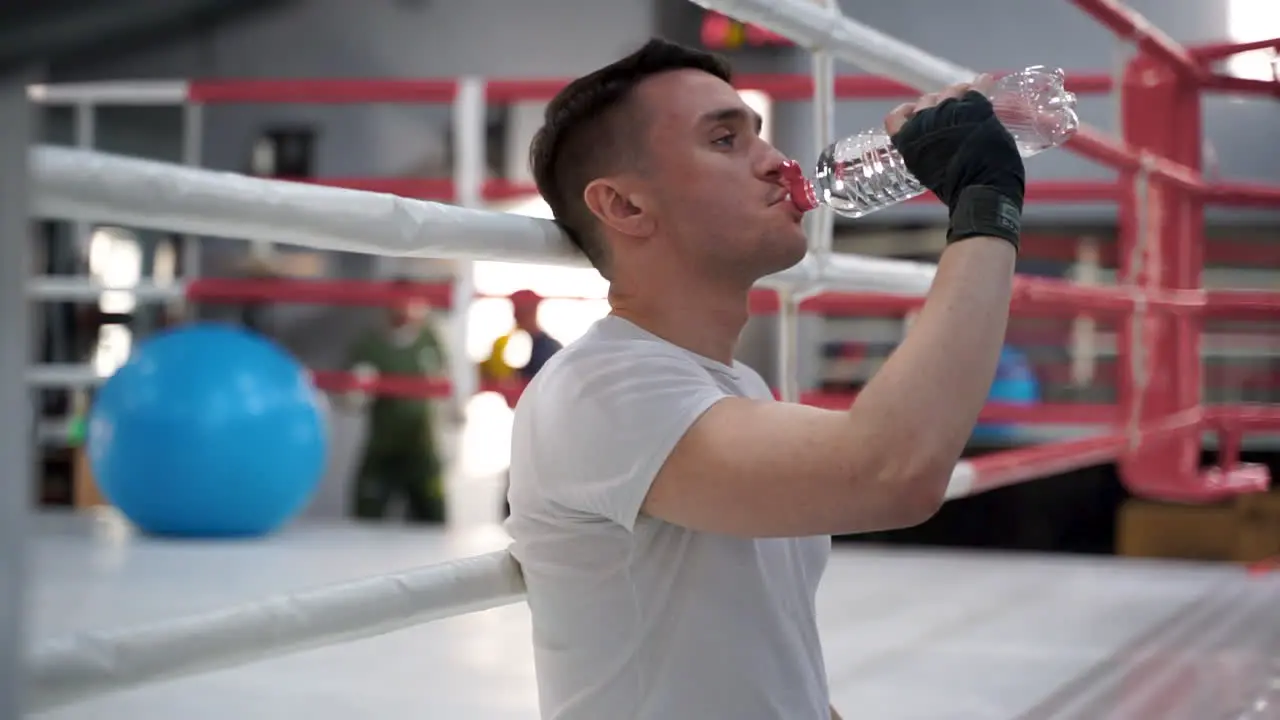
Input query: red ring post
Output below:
<box><xmin>1116</xmin><ymin>52</ymin><xmax>1205</xmax><ymax>498</ymax></box>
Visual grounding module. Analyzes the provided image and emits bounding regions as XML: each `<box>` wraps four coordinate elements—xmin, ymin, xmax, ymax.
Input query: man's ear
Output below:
<box><xmin>583</xmin><ymin>178</ymin><xmax>655</xmax><ymax>238</ymax></box>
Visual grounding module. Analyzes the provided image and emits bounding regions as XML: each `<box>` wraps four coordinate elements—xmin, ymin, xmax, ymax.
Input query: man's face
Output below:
<box><xmin>390</xmin><ymin>298</ymin><xmax>426</xmax><ymax>326</ymax></box>
<box><xmin>513</xmin><ymin>301</ymin><xmax>539</xmax><ymax>332</ymax></box>
<box><xmin>632</xmin><ymin>69</ymin><xmax>807</xmax><ymax>282</ymax></box>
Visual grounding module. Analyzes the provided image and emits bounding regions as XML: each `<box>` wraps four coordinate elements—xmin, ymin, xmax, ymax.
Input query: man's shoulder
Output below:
<box><xmin>515</xmin><ymin>318</ymin><xmax>724</xmax><ymax>432</ymax></box>
<box><xmin>532</xmin><ymin>322</ymin><xmax>707</xmax><ymax>392</ymax></box>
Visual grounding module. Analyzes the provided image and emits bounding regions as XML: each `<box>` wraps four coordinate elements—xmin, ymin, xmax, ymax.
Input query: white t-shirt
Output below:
<box><xmin>506</xmin><ymin>315</ymin><xmax>832</xmax><ymax>720</ymax></box>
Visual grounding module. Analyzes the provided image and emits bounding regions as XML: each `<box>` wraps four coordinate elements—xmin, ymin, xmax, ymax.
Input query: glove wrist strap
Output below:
<box><xmin>947</xmin><ymin>185</ymin><xmax>1021</xmax><ymax>251</ymax></box>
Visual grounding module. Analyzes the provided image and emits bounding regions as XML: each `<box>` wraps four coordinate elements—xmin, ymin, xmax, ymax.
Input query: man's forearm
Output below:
<box><xmin>845</xmin><ymin>236</ymin><xmax>1015</xmax><ymax>487</ymax></box>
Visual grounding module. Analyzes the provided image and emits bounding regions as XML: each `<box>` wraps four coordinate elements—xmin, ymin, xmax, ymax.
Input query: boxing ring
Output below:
<box><xmin>8</xmin><ymin>0</ymin><xmax>1280</xmax><ymax>716</ymax></box>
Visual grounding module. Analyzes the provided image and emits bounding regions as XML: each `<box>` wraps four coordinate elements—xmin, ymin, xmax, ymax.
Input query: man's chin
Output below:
<box><xmin>753</xmin><ymin>236</ymin><xmax>810</xmax><ymax>280</ymax></box>
<box><xmin>780</xmin><ymin>230</ymin><xmax>810</xmax><ymax>264</ymax></box>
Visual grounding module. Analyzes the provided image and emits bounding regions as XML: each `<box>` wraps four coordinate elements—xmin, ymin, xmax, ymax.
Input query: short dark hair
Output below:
<box><xmin>529</xmin><ymin>39</ymin><xmax>732</xmax><ymax>280</ymax></box>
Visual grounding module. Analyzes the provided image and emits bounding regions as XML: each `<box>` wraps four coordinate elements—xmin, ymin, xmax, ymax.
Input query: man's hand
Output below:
<box><xmin>887</xmin><ymin>76</ymin><xmax>1026</xmax><ymax>249</ymax></box>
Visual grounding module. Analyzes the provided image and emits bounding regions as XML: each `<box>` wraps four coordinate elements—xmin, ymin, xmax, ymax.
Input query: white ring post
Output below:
<box><xmin>72</xmin><ymin>100</ymin><xmax>95</xmax><ymax>271</ymax></box>
<box><xmin>1</xmin><ymin>66</ymin><xmax>39</xmax><ymax>720</ymax></box>
<box><xmin>448</xmin><ymin>77</ymin><xmax>486</xmax><ymax>413</ymax></box>
<box><xmin>807</xmin><ymin>0</ymin><xmax>837</xmax><ymax>258</ymax></box>
<box><xmin>68</xmin><ymin>101</ymin><xmax>98</xmax><ymax>445</ymax></box>
<box><xmin>776</xmin><ymin>290</ymin><xmax>801</xmax><ymax>402</ymax></box>
<box><xmin>779</xmin><ymin>0</ymin><xmax>839</xmax><ymax>403</ymax></box>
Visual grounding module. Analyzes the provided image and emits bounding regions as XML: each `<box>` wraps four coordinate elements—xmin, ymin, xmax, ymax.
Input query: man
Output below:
<box><xmin>479</xmin><ymin>290</ymin><xmax>564</xmax><ymax>393</ymax></box>
<box><xmin>505</xmin><ymin>38</ymin><xmax>1023</xmax><ymax>720</ymax></box>
<box><xmin>344</xmin><ymin>279</ymin><xmax>448</xmax><ymax>523</ymax></box>
<box><xmin>509</xmin><ymin>290</ymin><xmax>563</xmax><ymax>380</ymax></box>
<box><xmin>482</xmin><ymin>289</ymin><xmax>564</xmax><ymax>519</ymax></box>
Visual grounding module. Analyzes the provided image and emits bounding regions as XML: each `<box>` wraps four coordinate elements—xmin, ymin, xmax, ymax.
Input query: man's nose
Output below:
<box><xmin>755</xmin><ymin>140</ymin><xmax>790</xmax><ymax>183</ymax></box>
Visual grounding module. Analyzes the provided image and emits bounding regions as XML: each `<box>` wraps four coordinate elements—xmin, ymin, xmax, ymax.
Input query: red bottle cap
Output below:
<box><xmin>780</xmin><ymin>160</ymin><xmax>818</xmax><ymax>212</ymax></box>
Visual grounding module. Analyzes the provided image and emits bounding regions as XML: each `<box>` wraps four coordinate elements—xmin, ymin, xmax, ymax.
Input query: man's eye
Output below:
<box><xmin>713</xmin><ymin>133</ymin><xmax>736</xmax><ymax>148</ymax></box>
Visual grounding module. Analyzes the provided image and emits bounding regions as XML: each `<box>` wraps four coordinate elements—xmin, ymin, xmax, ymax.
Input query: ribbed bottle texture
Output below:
<box><xmin>810</xmin><ymin>66</ymin><xmax>1080</xmax><ymax>218</ymax></box>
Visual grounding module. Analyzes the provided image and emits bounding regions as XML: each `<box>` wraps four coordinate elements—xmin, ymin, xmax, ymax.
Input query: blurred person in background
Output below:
<box><xmin>341</xmin><ymin>278</ymin><xmax>449</xmax><ymax>524</ymax></box>
<box><xmin>480</xmin><ymin>290</ymin><xmax>564</xmax><ymax>391</ymax></box>
<box><xmin>511</xmin><ymin>289</ymin><xmax>565</xmax><ymax>380</ymax></box>
<box><xmin>480</xmin><ymin>289</ymin><xmax>563</xmax><ymax>518</ymax></box>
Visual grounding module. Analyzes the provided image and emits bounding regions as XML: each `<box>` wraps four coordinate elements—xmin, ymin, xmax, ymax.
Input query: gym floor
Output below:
<box><xmin>29</xmin><ymin>508</ymin><xmax>1280</xmax><ymax>719</ymax></box>
<box><xmin>25</xmin><ymin>402</ymin><xmax>1280</xmax><ymax>719</ymax></box>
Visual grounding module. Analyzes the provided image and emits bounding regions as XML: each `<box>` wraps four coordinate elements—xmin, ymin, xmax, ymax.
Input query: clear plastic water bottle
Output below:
<box><xmin>785</xmin><ymin>66</ymin><xmax>1080</xmax><ymax>218</ymax></box>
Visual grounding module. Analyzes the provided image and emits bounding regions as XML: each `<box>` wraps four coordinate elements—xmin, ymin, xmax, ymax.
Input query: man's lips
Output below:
<box><xmin>779</xmin><ymin>160</ymin><xmax>819</xmax><ymax>212</ymax></box>
<box><xmin>767</xmin><ymin>189</ymin><xmax>806</xmax><ymax>222</ymax></box>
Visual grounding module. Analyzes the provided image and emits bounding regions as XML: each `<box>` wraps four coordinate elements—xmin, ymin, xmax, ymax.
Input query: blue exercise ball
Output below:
<box><xmin>973</xmin><ymin>346</ymin><xmax>1041</xmax><ymax>442</ymax></box>
<box><xmin>88</xmin><ymin>323</ymin><xmax>328</xmax><ymax>538</ymax></box>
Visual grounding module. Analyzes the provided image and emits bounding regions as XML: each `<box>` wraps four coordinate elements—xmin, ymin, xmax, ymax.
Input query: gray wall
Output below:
<box><xmin>52</xmin><ymin>0</ymin><xmax>656</xmax><ymax>177</ymax></box>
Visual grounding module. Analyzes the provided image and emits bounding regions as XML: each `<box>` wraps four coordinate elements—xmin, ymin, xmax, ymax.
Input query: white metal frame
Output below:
<box><xmin>30</xmin><ymin>81</ymin><xmax>201</xmax><ymax>279</ymax></box>
<box><xmin>30</xmin><ymin>81</ymin><xmax>204</xmax><ymax>393</ymax></box>
<box><xmin>24</xmin><ymin>79</ymin><xmax>490</xmax><ymax>420</ymax></box>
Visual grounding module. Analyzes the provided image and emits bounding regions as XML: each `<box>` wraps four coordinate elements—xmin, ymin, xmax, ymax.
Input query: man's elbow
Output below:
<box><xmin>894</xmin><ymin>472</ymin><xmax>949</xmax><ymax>527</ymax></box>
<box><xmin>875</xmin><ymin>458</ymin><xmax>954</xmax><ymax>529</ymax></box>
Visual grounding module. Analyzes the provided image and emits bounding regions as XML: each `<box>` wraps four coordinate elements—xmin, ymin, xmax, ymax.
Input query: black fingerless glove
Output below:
<box><xmin>890</xmin><ymin>91</ymin><xmax>1026</xmax><ymax>249</ymax></box>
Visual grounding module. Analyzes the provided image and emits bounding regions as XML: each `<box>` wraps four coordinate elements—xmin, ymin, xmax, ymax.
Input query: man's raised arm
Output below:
<box><xmin>642</xmin><ymin>79</ymin><xmax>1025</xmax><ymax>538</ymax></box>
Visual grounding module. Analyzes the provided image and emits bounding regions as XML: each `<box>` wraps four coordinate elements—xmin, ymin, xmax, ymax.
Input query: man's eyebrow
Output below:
<box><xmin>698</xmin><ymin>107</ymin><xmax>763</xmax><ymax>134</ymax></box>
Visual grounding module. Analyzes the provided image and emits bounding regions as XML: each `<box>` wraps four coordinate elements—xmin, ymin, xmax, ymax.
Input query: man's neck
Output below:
<box><xmin>608</xmin><ymin>270</ymin><xmax>752</xmax><ymax>367</ymax></box>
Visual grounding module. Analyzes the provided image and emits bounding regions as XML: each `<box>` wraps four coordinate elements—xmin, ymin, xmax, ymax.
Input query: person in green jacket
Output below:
<box><xmin>343</xmin><ymin>280</ymin><xmax>448</xmax><ymax>524</ymax></box>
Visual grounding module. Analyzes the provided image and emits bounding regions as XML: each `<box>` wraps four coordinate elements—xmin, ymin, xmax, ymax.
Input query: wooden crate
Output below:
<box><xmin>1117</xmin><ymin>491</ymin><xmax>1280</xmax><ymax>563</ymax></box>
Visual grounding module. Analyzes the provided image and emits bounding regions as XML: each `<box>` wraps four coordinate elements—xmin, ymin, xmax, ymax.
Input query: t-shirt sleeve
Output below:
<box><xmin>526</xmin><ymin>341</ymin><xmax>729</xmax><ymax>531</ymax></box>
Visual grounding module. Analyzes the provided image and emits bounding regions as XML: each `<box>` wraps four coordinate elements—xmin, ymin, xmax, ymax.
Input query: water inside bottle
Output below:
<box><xmin>814</xmin><ymin>131</ymin><xmax>924</xmax><ymax>217</ymax></box>
<box><xmin>813</xmin><ymin>66</ymin><xmax>1079</xmax><ymax>218</ymax></box>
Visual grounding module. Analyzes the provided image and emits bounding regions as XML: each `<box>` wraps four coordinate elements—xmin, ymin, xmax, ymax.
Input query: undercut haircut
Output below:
<box><xmin>528</xmin><ymin>38</ymin><xmax>732</xmax><ymax>280</ymax></box>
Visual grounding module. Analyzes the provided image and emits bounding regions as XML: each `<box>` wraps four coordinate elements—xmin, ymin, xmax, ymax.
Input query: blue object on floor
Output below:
<box><xmin>88</xmin><ymin>323</ymin><xmax>328</xmax><ymax>538</ymax></box>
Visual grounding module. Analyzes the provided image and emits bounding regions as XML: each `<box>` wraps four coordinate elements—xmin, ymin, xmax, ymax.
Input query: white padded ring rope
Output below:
<box><xmin>29</xmin><ymin>550</ymin><xmax>525</xmax><ymax>712</ymax></box>
<box><xmin>692</xmin><ymin>0</ymin><xmax>974</xmax><ymax>89</ymax></box>
<box><xmin>33</xmin><ymin>146</ymin><xmax>582</xmax><ymax>267</ymax></box>
<box><xmin>691</xmin><ymin>0</ymin><xmax>1114</xmax><ymax>150</ymax></box>
<box><xmin>30</xmin><ymin>145</ymin><xmax>939</xmax><ymax>296</ymax></box>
